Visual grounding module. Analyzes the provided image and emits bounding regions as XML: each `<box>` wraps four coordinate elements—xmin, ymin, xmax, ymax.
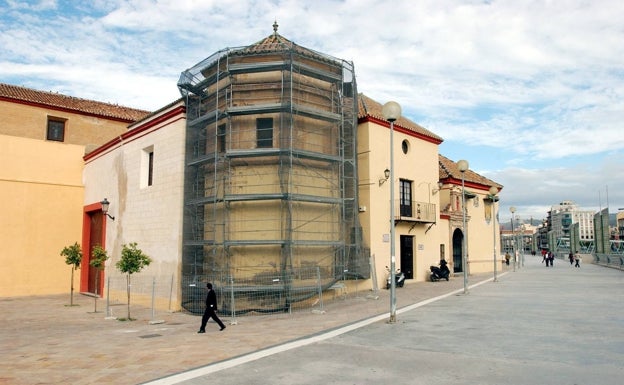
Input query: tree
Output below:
<box><xmin>89</xmin><ymin>245</ymin><xmax>109</xmax><ymax>313</ymax></box>
<box><xmin>60</xmin><ymin>242</ymin><xmax>82</xmax><ymax>306</ymax></box>
<box><xmin>116</xmin><ymin>242</ymin><xmax>152</xmax><ymax>320</ymax></box>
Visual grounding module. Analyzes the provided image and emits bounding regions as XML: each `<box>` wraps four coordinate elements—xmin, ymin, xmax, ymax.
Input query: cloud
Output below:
<box><xmin>2</xmin><ymin>0</ymin><xmax>624</xmax><ymax>219</ymax></box>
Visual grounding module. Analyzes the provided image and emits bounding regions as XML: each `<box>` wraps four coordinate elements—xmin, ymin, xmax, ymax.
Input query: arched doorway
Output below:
<box><xmin>452</xmin><ymin>228</ymin><xmax>464</xmax><ymax>273</ymax></box>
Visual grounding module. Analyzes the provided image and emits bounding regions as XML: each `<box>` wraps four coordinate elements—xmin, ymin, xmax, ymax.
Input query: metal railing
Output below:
<box><xmin>593</xmin><ymin>253</ymin><xmax>624</xmax><ymax>270</ymax></box>
<box><xmin>394</xmin><ymin>200</ymin><xmax>436</xmax><ymax>223</ymax></box>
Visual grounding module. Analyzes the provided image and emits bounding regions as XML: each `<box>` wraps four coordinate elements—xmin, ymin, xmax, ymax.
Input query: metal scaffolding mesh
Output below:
<box><xmin>177</xmin><ymin>32</ymin><xmax>368</xmax><ymax>314</ymax></box>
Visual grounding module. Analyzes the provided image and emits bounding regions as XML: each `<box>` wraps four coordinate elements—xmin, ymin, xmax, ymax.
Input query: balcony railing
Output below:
<box><xmin>393</xmin><ymin>200</ymin><xmax>436</xmax><ymax>223</ymax></box>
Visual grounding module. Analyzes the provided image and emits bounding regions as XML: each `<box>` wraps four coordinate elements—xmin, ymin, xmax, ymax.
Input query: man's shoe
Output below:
<box><xmin>220</xmin><ymin>326</ymin><xmax>226</xmax><ymax>331</ymax></box>
<box><xmin>197</xmin><ymin>330</ymin><xmax>205</xmax><ymax>333</ymax></box>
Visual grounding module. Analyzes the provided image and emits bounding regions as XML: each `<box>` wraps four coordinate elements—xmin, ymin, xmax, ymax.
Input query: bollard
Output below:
<box><xmin>105</xmin><ymin>276</ymin><xmax>116</xmax><ymax>320</ymax></box>
<box><xmin>229</xmin><ymin>275</ymin><xmax>238</xmax><ymax>325</ymax></box>
<box><xmin>149</xmin><ymin>276</ymin><xmax>164</xmax><ymax>325</ymax></box>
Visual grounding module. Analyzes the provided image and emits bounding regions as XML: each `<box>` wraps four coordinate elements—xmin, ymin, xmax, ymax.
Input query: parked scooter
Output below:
<box><xmin>430</xmin><ymin>259</ymin><xmax>450</xmax><ymax>281</ymax></box>
<box><xmin>385</xmin><ymin>266</ymin><xmax>406</xmax><ymax>289</ymax></box>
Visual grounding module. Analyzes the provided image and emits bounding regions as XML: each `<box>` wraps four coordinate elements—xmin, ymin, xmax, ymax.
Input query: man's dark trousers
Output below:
<box><xmin>200</xmin><ymin>307</ymin><xmax>225</xmax><ymax>331</ymax></box>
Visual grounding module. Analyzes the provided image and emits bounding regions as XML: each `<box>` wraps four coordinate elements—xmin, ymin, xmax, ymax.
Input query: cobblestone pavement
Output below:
<box><xmin>1</xmin><ymin>267</ymin><xmax>508</xmax><ymax>385</ymax></box>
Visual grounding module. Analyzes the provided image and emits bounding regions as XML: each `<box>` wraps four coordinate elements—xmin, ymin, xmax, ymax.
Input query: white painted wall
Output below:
<box><xmin>83</xmin><ymin>102</ymin><xmax>186</xmax><ymax>310</ymax></box>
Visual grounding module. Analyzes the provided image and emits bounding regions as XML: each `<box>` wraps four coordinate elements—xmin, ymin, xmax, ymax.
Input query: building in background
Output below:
<box><xmin>548</xmin><ymin>201</ymin><xmax>595</xmax><ymax>241</ymax></box>
<box><xmin>545</xmin><ymin>201</ymin><xmax>596</xmax><ymax>255</ymax></box>
<box><xmin>617</xmin><ymin>210</ymin><xmax>624</xmax><ymax>240</ymax></box>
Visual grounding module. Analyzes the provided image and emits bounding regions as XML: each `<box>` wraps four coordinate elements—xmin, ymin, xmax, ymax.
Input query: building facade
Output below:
<box><xmin>82</xmin><ymin>100</ymin><xmax>186</xmax><ymax>307</ymax></box>
<box><xmin>3</xmin><ymin>28</ymin><xmax>504</xmax><ymax>314</ymax></box>
<box><xmin>0</xmin><ymin>83</ymin><xmax>147</xmax><ymax>297</ymax></box>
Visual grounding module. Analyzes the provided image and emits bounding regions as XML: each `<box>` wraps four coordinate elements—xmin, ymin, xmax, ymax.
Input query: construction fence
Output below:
<box><xmin>103</xmin><ymin>264</ymin><xmax>371</xmax><ymax>322</ymax></box>
<box><xmin>105</xmin><ymin>274</ymin><xmax>175</xmax><ymax>323</ymax></box>
<box><xmin>182</xmin><ymin>265</ymin><xmax>370</xmax><ymax>322</ymax></box>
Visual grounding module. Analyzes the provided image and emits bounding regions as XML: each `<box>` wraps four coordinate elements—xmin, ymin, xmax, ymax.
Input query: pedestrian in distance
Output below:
<box><xmin>198</xmin><ymin>282</ymin><xmax>226</xmax><ymax>333</ymax></box>
<box><xmin>545</xmin><ymin>251</ymin><xmax>552</xmax><ymax>267</ymax></box>
<box><xmin>574</xmin><ymin>251</ymin><xmax>581</xmax><ymax>268</ymax></box>
<box><xmin>505</xmin><ymin>252</ymin><xmax>511</xmax><ymax>266</ymax></box>
<box><xmin>569</xmin><ymin>252</ymin><xmax>574</xmax><ymax>266</ymax></box>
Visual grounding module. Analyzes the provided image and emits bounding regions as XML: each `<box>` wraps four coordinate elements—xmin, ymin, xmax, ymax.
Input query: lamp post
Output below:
<box><xmin>510</xmin><ymin>206</ymin><xmax>516</xmax><ymax>272</ymax></box>
<box><xmin>516</xmin><ymin>216</ymin><xmax>522</xmax><ymax>269</ymax></box>
<box><xmin>457</xmin><ymin>159</ymin><xmax>469</xmax><ymax>294</ymax></box>
<box><xmin>382</xmin><ymin>101</ymin><xmax>401</xmax><ymax>324</ymax></box>
<box><xmin>488</xmin><ymin>186</ymin><xmax>498</xmax><ymax>282</ymax></box>
<box><xmin>520</xmin><ymin>224</ymin><xmax>526</xmax><ymax>267</ymax></box>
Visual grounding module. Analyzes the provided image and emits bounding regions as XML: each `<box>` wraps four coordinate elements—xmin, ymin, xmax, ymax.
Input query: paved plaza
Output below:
<box><xmin>2</xmin><ymin>256</ymin><xmax>622</xmax><ymax>384</ymax></box>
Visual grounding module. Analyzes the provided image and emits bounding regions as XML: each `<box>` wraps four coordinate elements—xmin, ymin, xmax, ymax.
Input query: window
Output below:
<box><xmin>47</xmin><ymin>117</ymin><xmax>66</xmax><ymax>142</ymax></box>
<box><xmin>399</xmin><ymin>179</ymin><xmax>413</xmax><ymax>217</ymax></box>
<box><xmin>140</xmin><ymin>146</ymin><xmax>154</xmax><ymax>188</ymax></box>
<box><xmin>256</xmin><ymin>118</ymin><xmax>273</xmax><ymax>148</ymax></box>
<box><xmin>401</xmin><ymin>140</ymin><xmax>409</xmax><ymax>154</ymax></box>
<box><xmin>217</xmin><ymin>124</ymin><xmax>226</xmax><ymax>153</ymax></box>
<box><xmin>147</xmin><ymin>151</ymin><xmax>154</xmax><ymax>186</ymax></box>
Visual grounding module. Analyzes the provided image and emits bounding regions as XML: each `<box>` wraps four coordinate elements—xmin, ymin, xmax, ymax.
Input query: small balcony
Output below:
<box><xmin>393</xmin><ymin>200</ymin><xmax>436</xmax><ymax>224</ymax></box>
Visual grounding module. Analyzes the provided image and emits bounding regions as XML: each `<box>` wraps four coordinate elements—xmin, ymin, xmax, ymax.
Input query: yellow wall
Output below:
<box><xmin>0</xmin><ymin>135</ymin><xmax>85</xmax><ymax>296</ymax></box>
<box><xmin>463</xmin><ymin>188</ymin><xmax>501</xmax><ymax>274</ymax></box>
<box><xmin>358</xmin><ymin>121</ymin><xmax>443</xmax><ymax>287</ymax></box>
<box><xmin>0</xmin><ymin>100</ymin><xmax>129</xmax><ymax>150</ymax></box>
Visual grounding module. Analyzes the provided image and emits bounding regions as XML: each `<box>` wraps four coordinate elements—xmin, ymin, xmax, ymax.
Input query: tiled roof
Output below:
<box><xmin>358</xmin><ymin>93</ymin><xmax>444</xmax><ymax>143</ymax></box>
<box><xmin>0</xmin><ymin>83</ymin><xmax>150</xmax><ymax>122</ymax></box>
<box><xmin>231</xmin><ymin>22</ymin><xmax>338</xmax><ymax>64</ymax></box>
<box><xmin>439</xmin><ymin>154</ymin><xmax>503</xmax><ymax>190</ymax></box>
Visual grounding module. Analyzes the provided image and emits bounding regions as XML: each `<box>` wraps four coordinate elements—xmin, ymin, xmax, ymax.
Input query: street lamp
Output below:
<box><xmin>520</xmin><ymin>224</ymin><xmax>526</xmax><ymax>267</ymax></box>
<box><xmin>100</xmin><ymin>198</ymin><xmax>115</xmax><ymax>221</ymax></box>
<box><xmin>457</xmin><ymin>159</ymin><xmax>469</xmax><ymax>294</ymax></box>
<box><xmin>382</xmin><ymin>101</ymin><xmax>401</xmax><ymax>323</ymax></box>
<box><xmin>488</xmin><ymin>186</ymin><xmax>498</xmax><ymax>282</ymax></box>
<box><xmin>510</xmin><ymin>206</ymin><xmax>516</xmax><ymax>272</ymax></box>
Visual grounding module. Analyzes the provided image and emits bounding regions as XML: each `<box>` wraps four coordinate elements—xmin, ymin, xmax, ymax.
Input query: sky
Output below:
<box><xmin>2</xmin><ymin>0</ymin><xmax>623</xmax><ymax>225</ymax></box>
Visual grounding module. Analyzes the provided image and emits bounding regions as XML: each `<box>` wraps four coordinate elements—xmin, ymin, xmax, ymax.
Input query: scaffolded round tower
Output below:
<box><xmin>177</xmin><ymin>24</ymin><xmax>367</xmax><ymax>314</ymax></box>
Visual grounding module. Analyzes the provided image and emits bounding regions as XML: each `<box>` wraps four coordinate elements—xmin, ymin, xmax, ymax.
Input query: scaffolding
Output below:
<box><xmin>177</xmin><ymin>29</ymin><xmax>367</xmax><ymax>314</ymax></box>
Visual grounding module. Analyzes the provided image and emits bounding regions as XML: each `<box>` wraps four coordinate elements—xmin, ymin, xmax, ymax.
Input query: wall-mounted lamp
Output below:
<box><xmin>432</xmin><ymin>181</ymin><xmax>444</xmax><ymax>194</ymax></box>
<box><xmin>100</xmin><ymin>198</ymin><xmax>115</xmax><ymax>221</ymax></box>
<box><xmin>379</xmin><ymin>168</ymin><xmax>390</xmax><ymax>186</ymax></box>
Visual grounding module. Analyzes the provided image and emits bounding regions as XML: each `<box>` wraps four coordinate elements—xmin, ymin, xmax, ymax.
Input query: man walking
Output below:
<box><xmin>198</xmin><ymin>282</ymin><xmax>226</xmax><ymax>333</ymax></box>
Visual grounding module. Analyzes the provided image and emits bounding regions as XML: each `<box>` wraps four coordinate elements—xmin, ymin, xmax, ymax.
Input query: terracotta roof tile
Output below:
<box><xmin>439</xmin><ymin>154</ymin><xmax>503</xmax><ymax>190</ymax></box>
<box><xmin>231</xmin><ymin>23</ymin><xmax>340</xmax><ymax>64</ymax></box>
<box><xmin>0</xmin><ymin>83</ymin><xmax>150</xmax><ymax>122</ymax></box>
<box><xmin>358</xmin><ymin>93</ymin><xmax>444</xmax><ymax>143</ymax></box>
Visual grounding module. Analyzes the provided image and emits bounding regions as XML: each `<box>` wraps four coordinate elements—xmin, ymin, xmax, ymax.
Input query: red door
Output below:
<box><xmin>81</xmin><ymin>203</ymin><xmax>107</xmax><ymax>296</ymax></box>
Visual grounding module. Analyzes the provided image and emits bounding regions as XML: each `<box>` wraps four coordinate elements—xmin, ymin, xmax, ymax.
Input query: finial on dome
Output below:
<box><xmin>273</xmin><ymin>20</ymin><xmax>279</xmax><ymax>35</ymax></box>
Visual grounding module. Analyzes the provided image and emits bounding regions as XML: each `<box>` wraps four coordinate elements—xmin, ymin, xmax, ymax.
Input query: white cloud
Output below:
<box><xmin>2</xmin><ymin>0</ymin><xmax>624</xmax><ymax>218</ymax></box>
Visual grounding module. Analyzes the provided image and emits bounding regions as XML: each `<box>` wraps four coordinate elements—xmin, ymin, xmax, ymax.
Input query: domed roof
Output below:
<box><xmin>230</xmin><ymin>21</ymin><xmax>341</xmax><ymax>64</ymax></box>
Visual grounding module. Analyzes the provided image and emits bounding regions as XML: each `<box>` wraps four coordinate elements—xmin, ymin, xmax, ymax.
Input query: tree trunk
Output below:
<box><xmin>70</xmin><ymin>268</ymin><xmax>75</xmax><ymax>306</ymax></box>
<box><xmin>126</xmin><ymin>274</ymin><xmax>131</xmax><ymax>319</ymax></box>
